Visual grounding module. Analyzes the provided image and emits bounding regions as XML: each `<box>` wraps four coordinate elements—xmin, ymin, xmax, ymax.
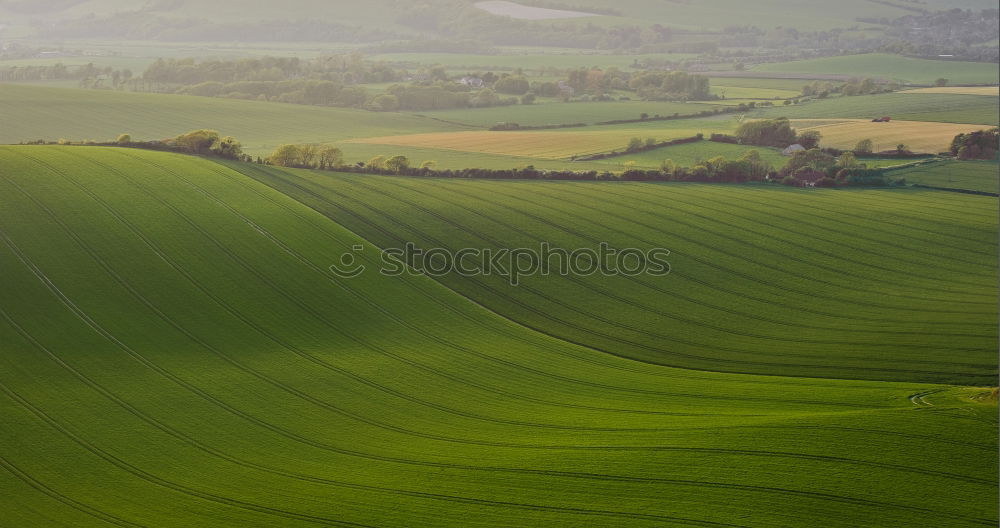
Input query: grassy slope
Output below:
<box><xmin>753</xmin><ymin>54</ymin><xmax>1000</xmax><ymax>85</ymax></box>
<box><xmin>555</xmin><ymin>0</ymin><xmax>911</xmax><ymax>30</ymax></box>
<box><xmin>369</xmin><ymin>52</ymin><xmax>696</xmax><ymax>71</ymax></box>
<box><xmin>244</xmin><ymin>164</ymin><xmax>998</xmax><ymax>385</ymax></box>
<box><xmin>0</xmin><ymin>84</ymin><xmax>463</xmax><ymax>155</ymax></box>
<box><xmin>709</xmin><ymin>77</ymin><xmax>823</xmax><ymax>91</ymax></box>
<box><xmin>0</xmin><ymin>0</ymin><xmax>928</xmax><ymax>35</ymax></box>
<box><xmin>902</xmin><ymin>87</ymin><xmax>1000</xmax><ymax>96</ymax></box>
<box><xmin>587</xmin><ymin>141</ymin><xmax>788</xmax><ymax>170</ymax></box>
<box><xmin>1</xmin><ymin>145</ymin><xmax>996</xmax><ymax>528</ymax></box>
<box><xmin>754</xmin><ymin>93</ymin><xmax>1000</xmax><ymax>125</ymax></box>
<box><xmin>892</xmin><ymin>160</ymin><xmax>1000</xmax><ymax>194</ymax></box>
<box><xmin>412</xmin><ymin>101</ymin><xmax>723</xmax><ymax>127</ymax></box>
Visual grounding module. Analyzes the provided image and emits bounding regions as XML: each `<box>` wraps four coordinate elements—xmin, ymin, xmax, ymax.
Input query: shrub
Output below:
<box><xmin>384</xmin><ymin>155</ymin><xmax>410</xmax><ymax>173</ymax></box>
<box><xmin>173</xmin><ymin>129</ymin><xmax>220</xmax><ymax>154</ymax></box>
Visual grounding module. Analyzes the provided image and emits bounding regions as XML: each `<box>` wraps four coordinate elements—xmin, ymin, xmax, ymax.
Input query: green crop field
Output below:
<box><xmin>248</xmin><ymin>163</ymin><xmax>998</xmax><ymax>384</ymax></box>
<box><xmin>754</xmin><ymin>92</ymin><xmax>1000</xmax><ymax>125</ymax></box>
<box><xmin>586</xmin><ymin>141</ymin><xmax>788</xmax><ymax>170</ymax></box>
<box><xmin>710</xmin><ymin>85</ymin><xmax>800</xmax><ymax>99</ymax></box>
<box><xmin>753</xmin><ymin>54</ymin><xmax>1000</xmax><ymax>85</ymax></box>
<box><xmin>1</xmin><ymin>145</ymin><xmax>995</xmax><ymax>528</ymax></box>
<box><xmin>0</xmin><ymin>84</ymin><xmax>464</xmax><ymax>156</ymax></box>
<box><xmin>369</xmin><ymin>52</ymin><xmax>696</xmax><ymax>71</ymax></box>
<box><xmin>547</xmin><ymin>0</ymin><xmax>913</xmax><ymax>30</ymax></box>
<box><xmin>413</xmin><ymin>101</ymin><xmax>723</xmax><ymax>128</ymax></box>
<box><xmin>892</xmin><ymin>160</ymin><xmax>1000</xmax><ymax>194</ymax></box>
<box><xmin>709</xmin><ymin>77</ymin><xmax>823</xmax><ymax>92</ymax></box>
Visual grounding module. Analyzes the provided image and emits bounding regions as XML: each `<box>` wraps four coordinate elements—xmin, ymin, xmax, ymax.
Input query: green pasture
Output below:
<box><xmin>893</xmin><ymin>160</ymin><xmax>1000</xmax><ymax>194</ymax></box>
<box><xmin>413</xmin><ymin>101</ymin><xmax>723</xmax><ymax>127</ymax></box>
<box><xmin>0</xmin><ymin>145</ymin><xmax>995</xmax><ymax>527</ymax></box>
<box><xmin>586</xmin><ymin>141</ymin><xmax>788</xmax><ymax>170</ymax></box>
<box><xmin>543</xmin><ymin>0</ymin><xmax>908</xmax><ymax>30</ymax></box>
<box><xmin>709</xmin><ymin>77</ymin><xmax>835</xmax><ymax>92</ymax></box>
<box><xmin>251</xmin><ymin>161</ymin><xmax>998</xmax><ymax>385</ymax></box>
<box><xmin>753</xmin><ymin>54</ymin><xmax>1000</xmax><ymax>85</ymax></box>
<box><xmin>754</xmin><ymin>92</ymin><xmax>1000</xmax><ymax>125</ymax></box>
<box><xmin>369</xmin><ymin>52</ymin><xmax>695</xmax><ymax>71</ymax></box>
<box><xmin>0</xmin><ymin>84</ymin><xmax>463</xmax><ymax>156</ymax></box>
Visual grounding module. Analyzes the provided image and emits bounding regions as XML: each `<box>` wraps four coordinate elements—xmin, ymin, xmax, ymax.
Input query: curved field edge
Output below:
<box><xmin>234</xmin><ymin>161</ymin><xmax>998</xmax><ymax>385</ymax></box>
<box><xmin>0</xmin><ymin>146</ymin><xmax>996</xmax><ymax>527</ymax></box>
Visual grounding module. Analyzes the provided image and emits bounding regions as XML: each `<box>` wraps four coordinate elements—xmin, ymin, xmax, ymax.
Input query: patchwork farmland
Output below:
<box><xmin>1</xmin><ymin>1</ymin><xmax>998</xmax><ymax>525</ymax></box>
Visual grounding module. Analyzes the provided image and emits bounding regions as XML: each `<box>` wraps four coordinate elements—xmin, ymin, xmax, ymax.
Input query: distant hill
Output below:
<box><xmin>3</xmin><ymin>0</ymin><xmax>997</xmax><ymax>43</ymax></box>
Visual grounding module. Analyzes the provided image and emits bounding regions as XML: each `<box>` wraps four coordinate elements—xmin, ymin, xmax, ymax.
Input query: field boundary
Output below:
<box><xmin>910</xmin><ymin>184</ymin><xmax>999</xmax><ymax>197</ymax></box>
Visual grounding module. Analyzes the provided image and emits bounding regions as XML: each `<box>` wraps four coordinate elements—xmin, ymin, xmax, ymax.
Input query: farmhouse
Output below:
<box><xmin>792</xmin><ymin>169</ymin><xmax>828</xmax><ymax>187</ymax></box>
<box><xmin>782</xmin><ymin>144</ymin><xmax>806</xmax><ymax>156</ymax></box>
<box><xmin>458</xmin><ymin>76</ymin><xmax>485</xmax><ymax>88</ymax></box>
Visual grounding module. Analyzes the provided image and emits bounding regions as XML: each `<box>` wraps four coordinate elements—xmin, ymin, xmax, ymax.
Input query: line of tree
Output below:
<box><xmin>267</xmin><ymin>144</ymin><xmax>345</xmax><ymax>169</ymax></box>
<box><xmin>22</xmin><ymin>130</ymin><xmax>249</xmax><ymax>161</ymax></box>
<box><xmin>627</xmin><ymin>71</ymin><xmax>715</xmax><ymax>101</ymax></box>
<box><xmin>26</xmin><ymin>130</ymin><xmax>912</xmax><ymax>189</ymax></box>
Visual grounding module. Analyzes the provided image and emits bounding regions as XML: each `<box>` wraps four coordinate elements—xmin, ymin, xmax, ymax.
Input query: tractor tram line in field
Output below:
<box><xmin>1</xmin><ymin>143</ymin><xmax>996</xmax><ymax>526</ymax></box>
<box><xmin>254</xmin><ymin>167</ymin><xmax>993</xmax><ymax>383</ymax></box>
<box><xmin>422</xmin><ymin>177</ymin><xmax>994</xmax><ymax>339</ymax></box>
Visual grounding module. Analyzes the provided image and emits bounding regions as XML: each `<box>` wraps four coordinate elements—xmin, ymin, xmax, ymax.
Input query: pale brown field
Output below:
<box><xmin>792</xmin><ymin>119</ymin><xmax>992</xmax><ymax>153</ymax></box>
<box><xmin>900</xmin><ymin>86</ymin><xmax>999</xmax><ymax>96</ymax></box>
<box><xmin>346</xmin><ymin>127</ymin><xmax>710</xmax><ymax>159</ymax></box>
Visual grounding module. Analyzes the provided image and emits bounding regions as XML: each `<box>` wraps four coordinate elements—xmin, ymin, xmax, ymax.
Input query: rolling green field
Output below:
<box><xmin>587</xmin><ymin>141</ymin><xmax>788</xmax><ymax>170</ymax></box>
<box><xmin>754</xmin><ymin>92</ymin><xmax>1000</xmax><ymax>125</ymax></box>
<box><xmin>709</xmin><ymin>77</ymin><xmax>823</xmax><ymax>92</ymax></box>
<box><xmin>538</xmin><ymin>0</ymin><xmax>912</xmax><ymax>30</ymax></box>
<box><xmin>0</xmin><ymin>84</ymin><xmax>465</xmax><ymax>156</ymax></box>
<box><xmin>1</xmin><ymin>145</ymin><xmax>996</xmax><ymax>527</ymax></box>
<box><xmin>753</xmin><ymin>54</ymin><xmax>1000</xmax><ymax>85</ymax></box>
<box><xmin>369</xmin><ymin>52</ymin><xmax>696</xmax><ymax>71</ymax></box>
<box><xmin>892</xmin><ymin>160</ymin><xmax>1000</xmax><ymax>194</ymax></box>
<box><xmin>3</xmin><ymin>0</ymin><xmax>980</xmax><ymax>39</ymax></box>
<box><xmin>413</xmin><ymin>101</ymin><xmax>723</xmax><ymax>127</ymax></box>
<box><xmin>248</xmin><ymin>163</ymin><xmax>998</xmax><ymax>384</ymax></box>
